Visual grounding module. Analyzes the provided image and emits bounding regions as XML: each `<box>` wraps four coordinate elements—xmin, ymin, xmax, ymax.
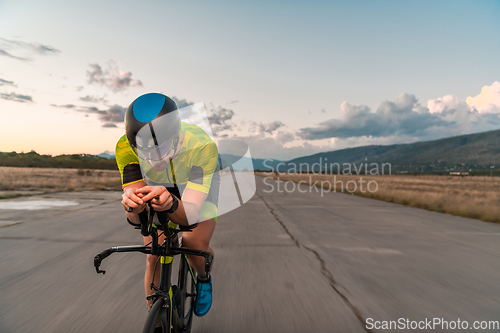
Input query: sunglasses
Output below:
<box><xmin>136</xmin><ymin>132</ymin><xmax>179</xmax><ymax>162</ymax></box>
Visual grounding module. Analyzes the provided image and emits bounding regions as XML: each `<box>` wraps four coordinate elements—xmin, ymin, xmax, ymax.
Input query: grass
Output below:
<box><xmin>257</xmin><ymin>172</ymin><xmax>500</xmax><ymax>224</ymax></box>
<box><xmin>0</xmin><ymin>166</ymin><xmax>122</xmax><ymax>193</ymax></box>
<box><xmin>0</xmin><ymin>193</ymin><xmax>30</xmax><ymax>200</ymax></box>
<box><xmin>3</xmin><ymin>166</ymin><xmax>499</xmax><ymax>224</ymax></box>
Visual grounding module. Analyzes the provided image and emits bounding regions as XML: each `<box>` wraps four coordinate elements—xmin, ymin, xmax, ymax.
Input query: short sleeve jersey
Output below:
<box><xmin>115</xmin><ymin>122</ymin><xmax>219</xmax><ymax>196</ymax></box>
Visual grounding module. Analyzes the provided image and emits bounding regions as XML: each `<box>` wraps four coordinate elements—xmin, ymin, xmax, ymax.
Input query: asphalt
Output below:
<box><xmin>0</xmin><ymin>176</ymin><xmax>499</xmax><ymax>333</ymax></box>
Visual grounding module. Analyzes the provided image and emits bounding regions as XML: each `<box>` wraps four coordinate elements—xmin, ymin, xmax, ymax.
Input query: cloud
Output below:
<box><xmin>0</xmin><ymin>38</ymin><xmax>60</xmax><ymax>61</ymax></box>
<box><xmin>52</xmin><ymin>103</ymin><xmax>126</xmax><ymax>124</ymax></box>
<box><xmin>216</xmin><ymin>121</ymin><xmax>298</xmax><ymax>159</ymax></box>
<box><xmin>299</xmin><ymin>84</ymin><xmax>500</xmax><ymax>145</ymax></box>
<box><xmin>0</xmin><ymin>49</ymin><xmax>28</xmax><ymax>61</ymax></box>
<box><xmin>300</xmin><ymin>93</ymin><xmax>451</xmax><ymax>140</ymax></box>
<box><xmin>466</xmin><ymin>81</ymin><xmax>500</xmax><ymax>113</ymax></box>
<box><xmin>226</xmin><ymin>100</ymin><xmax>239</xmax><ymax>105</ymax></box>
<box><xmin>272</xmin><ymin>131</ymin><xmax>295</xmax><ymax>144</ymax></box>
<box><xmin>426</xmin><ymin>94</ymin><xmax>500</xmax><ymax>137</ymax></box>
<box><xmin>52</xmin><ymin>94</ymin><xmax>239</xmax><ymax>133</ymax></box>
<box><xmin>171</xmin><ymin>96</ymin><xmax>194</xmax><ymax>109</ymax></box>
<box><xmin>79</xmin><ymin>95</ymin><xmax>107</xmax><ymax>103</ymax></box>
<box><xmin>98</xmin><ymin>104</ymin><xmax>126</xmax><ymax>123</ymax></box>
<box><xmin>427</xmin><ymin>95</ymin><xmax>462</xmax><ymax>114</ymax></box>
<box><xmin>208</xmin><ymin>106</ymin><xmax>235</xmax><ymax>134</ymax></box>
<box><xmin>0</xmin><ymin>92</ymin><xmax>33</xmax><ymax>103</ymax></box>
<box><xmin>218</xmin><ymin>132</ymin><xmax>320</xmax><ymax>160</ymax></box>
<box><xmin>0</xmin><ymin>78</ymin><xmax>16</xmax><ymax>87</ymax></box>
<box><xmin>210</xmin><ymin>83</ymin><xmax>500</xmax><ymax>160</ymax></box>
<box><xmin>156</xmin><ymin>96</ymin><xmax>241</xmax><ymax>137</ymax></box>
<box><xmin>86</xmin><ymin>61</ymin><xmax>143</xmax><ymax>92</ymax></box>
<box><xmin>50</xmin><ymin>103</ymin><xmax>75</xmax><ymax>109</ymax></box>
<box><xmin>253</xmin><ymin>120</ymin><xmax>285</xmax><ymax>134</ymax></box>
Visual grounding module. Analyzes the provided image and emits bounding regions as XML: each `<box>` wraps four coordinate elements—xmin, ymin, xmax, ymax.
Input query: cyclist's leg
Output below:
<box><xmin>181</xmin><ymin>218</ymin><xmax>215</xmax><ymax>276</ymax></box>
<box><xmin>182</xmin><ymin>218</ymin><xmax>215</xmax><ymax>316</ymax></box>
<box><xmin>143</xmin><ymin>232</ymin><xmax>167</xmax><ymax>310</ymax></box>
<box><xmin>182</xmin><ymin>198</ymin><xmax>218</xmax><ymax>275</ymax></box>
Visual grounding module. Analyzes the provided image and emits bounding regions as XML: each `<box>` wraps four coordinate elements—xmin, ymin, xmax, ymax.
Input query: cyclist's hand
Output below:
<box><xmin>122</xmin><ymin>186</ymin><xmax>146</xmax><ymax>213</ymax></box>
<box><xmin>135</xmin><ymin>186</ymin><xmax>173</xmax><ymax>212</ymax></box>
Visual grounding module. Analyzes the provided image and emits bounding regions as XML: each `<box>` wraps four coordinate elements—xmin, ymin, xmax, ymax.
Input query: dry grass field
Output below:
<box><xmin>1</xmin><ymin>167</ymin><xmax>498</xmax><ymax>223</ymax></box>
<box><xmin>258</xmin><ymin>172</ymin><xmax>500</xmax><ymax>224</ymax></box>
<box><xmin>0</xmin><ymin>166</ymin><xmax>122</xmax><ymax>196</ymax></box>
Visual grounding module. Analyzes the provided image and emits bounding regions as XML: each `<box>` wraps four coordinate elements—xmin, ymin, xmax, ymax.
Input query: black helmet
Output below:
<box><xmin>125</xmin><ymin>93</ymin><xmax>181</xmax><ymax>161</ymax></box>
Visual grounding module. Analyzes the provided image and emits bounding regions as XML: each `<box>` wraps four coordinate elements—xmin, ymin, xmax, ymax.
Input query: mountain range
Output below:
<box><xmin>278</xmin><ymin>128</ymin><xmax>500</xmax><ymax>173</ymax></box>
<box><xmin>99</xmin><ymin>128</ymin><xmax>500</xmax><ymax>173</ymax></box>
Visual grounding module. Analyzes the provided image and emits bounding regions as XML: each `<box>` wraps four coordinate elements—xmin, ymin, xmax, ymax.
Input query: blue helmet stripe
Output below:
<box><xmin>133</xmin><ymin>93</ymin><xmax>166</xmax><ymax>123</ymax></box>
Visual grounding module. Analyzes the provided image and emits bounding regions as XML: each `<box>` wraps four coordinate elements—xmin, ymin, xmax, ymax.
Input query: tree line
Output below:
<box><xmin>0</xmin><ymin>151</ymin><xmax>117</xmax><ymax>170</ymax></box>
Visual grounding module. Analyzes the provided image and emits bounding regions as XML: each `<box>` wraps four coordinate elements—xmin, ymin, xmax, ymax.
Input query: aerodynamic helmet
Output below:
<box><xmin>125</xmin><ymin>93</ymin><xmax>181</xmax><ymax>161</ymax></box>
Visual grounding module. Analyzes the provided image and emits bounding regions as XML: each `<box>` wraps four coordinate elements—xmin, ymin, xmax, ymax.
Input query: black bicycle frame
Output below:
<box><xmin>94</xmin><ymin>204</ymin><xmax>213</xmax><ymax>292</ymax></box>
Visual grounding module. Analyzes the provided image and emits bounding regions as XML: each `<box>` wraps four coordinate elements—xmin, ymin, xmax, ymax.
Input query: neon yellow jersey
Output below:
<box><xmin>115</xmin><ymin>122</ymin><xmax>219</xmax><ymax>196</ymax></box>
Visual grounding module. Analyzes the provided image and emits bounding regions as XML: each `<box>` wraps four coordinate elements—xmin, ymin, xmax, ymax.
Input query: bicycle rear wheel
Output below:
<box><xmin>143</xmin><ymin>298</ymin><xmax>170</xmax><ymax>333</ymax></box>
<box><xmin>175</xmin><ymin>254</ymin><xmax>196</xmax><ymax>333</ymax></box>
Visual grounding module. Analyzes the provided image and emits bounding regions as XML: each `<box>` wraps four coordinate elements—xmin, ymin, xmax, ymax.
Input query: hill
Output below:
<box><xmin>97</xmin><ymin>151</ymin><xmax>115</xmax><ymax>159</ymax></box>
<box><xmin>276</xmin><ymin>129</ymin><xmax>500</xmax><ymax>173</ymax></box>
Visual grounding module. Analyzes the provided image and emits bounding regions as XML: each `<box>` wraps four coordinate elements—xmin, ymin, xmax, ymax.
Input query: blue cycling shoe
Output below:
<box><xmin>194</xmin><ymin>275</ymin><xmax>212</xmax><ymax>317</ymax></box>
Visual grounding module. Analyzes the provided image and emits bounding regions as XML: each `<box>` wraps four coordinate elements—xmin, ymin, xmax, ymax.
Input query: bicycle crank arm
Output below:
<box><xmin>204</xmin><ymin>252</ymin><xmax>213</xmax><ymax>277</ymax></box>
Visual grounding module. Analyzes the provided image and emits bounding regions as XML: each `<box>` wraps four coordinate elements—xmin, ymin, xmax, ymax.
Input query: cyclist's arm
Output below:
<box><xmin>116</xmin><ymin>135</ymin><xmax>148</xmax><ymax>225</ymax></box>
<box><xmin>169</xmin><ymin>188</ymin><xmax>208</xmax><ymax>226</ymax></box>
<box><xmin>173</xmin><ymin>142</ymin><xmax>218</xmax><ymax>225</ymax></box>
<box><xmin>122</xmin><ymin>181</ymin><xmax>147</xmax><ymax>224</ymax></box>
<box><xmin>137</xmin><ymin>186</ymin><xmax>207</xmax><ymax>226</ymax></box>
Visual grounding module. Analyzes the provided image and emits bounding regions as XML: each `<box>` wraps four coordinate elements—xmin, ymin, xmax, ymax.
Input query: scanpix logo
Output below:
<box><xmin>136</xmin><ymin>102</ymin><xmax>256</xmax><ymax>225</ymax></box>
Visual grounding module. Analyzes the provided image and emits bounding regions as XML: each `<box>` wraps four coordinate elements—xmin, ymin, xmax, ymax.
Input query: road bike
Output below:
<box><xmin>94</xmin><ymin>202</ymin><xmax>213</xmax><ymax>333</ymax></box>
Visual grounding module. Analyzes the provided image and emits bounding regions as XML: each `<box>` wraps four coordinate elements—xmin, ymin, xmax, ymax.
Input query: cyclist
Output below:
<box><xmin>116</xmin><ymin>92</ymin><xmax>219</xmax><ymax>317</ymax></box>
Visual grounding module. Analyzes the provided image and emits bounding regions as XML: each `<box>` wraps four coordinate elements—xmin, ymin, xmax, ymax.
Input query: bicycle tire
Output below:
<box><xmin>175</xmin><ymin>254</ymin><xmax>196</xmax><ymax>333</ymax></box>
<box><xmin>143</xmin><ymin>298</ymin><xmax>170</xmax><ymax>333</ymax></box>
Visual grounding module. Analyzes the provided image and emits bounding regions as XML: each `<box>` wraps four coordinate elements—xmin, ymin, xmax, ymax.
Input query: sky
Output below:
<box><xmin>0</xmin><ymin>0</ymin><xmax>499</xmax><ymax>160</ymax></box>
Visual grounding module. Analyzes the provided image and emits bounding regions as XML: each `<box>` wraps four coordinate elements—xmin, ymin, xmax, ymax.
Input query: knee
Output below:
<box><xmin>146</xmin><ymin>254</ymin><xmax>159</xmax><ymax>268</ymax></box>
<box><xmin>182</xmin><ymin>234</ymin><xmax>209</xmax><ymax>250</ymax></box>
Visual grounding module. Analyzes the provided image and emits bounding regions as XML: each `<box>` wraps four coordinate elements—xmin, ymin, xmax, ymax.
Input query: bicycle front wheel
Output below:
<box><xmin>143</xmin><ymin>298</ymin><xmax>170</xmax><ymax>333</ymax></box>
<box><xmin>175</xmin><ymin>254</ymin><xmax>196</xmax><ymax>333</ymax></box>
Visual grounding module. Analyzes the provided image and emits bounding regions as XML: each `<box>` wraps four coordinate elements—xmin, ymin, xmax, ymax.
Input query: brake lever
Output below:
<box><xmin>94</xmin><ymin>254</ymin><xmax>106</xmax><ymax>274</ymax></box>
<box><xmin>93</xmin><ymin>248</ymin><xmax>114</xmax><ymax>274</ymax></box>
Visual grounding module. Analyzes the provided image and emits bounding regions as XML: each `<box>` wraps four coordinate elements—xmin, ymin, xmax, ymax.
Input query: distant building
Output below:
<box><xmin>450</xmin><ymin>172</ymin><xmax>469</xmax><ymax>176</ymax></box>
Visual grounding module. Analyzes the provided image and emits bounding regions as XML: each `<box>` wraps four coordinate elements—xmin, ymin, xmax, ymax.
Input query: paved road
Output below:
<box><xmin>0</xmin><ymin>176</ymin><xmax>499</xmax><ymax>332</ymax></box>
